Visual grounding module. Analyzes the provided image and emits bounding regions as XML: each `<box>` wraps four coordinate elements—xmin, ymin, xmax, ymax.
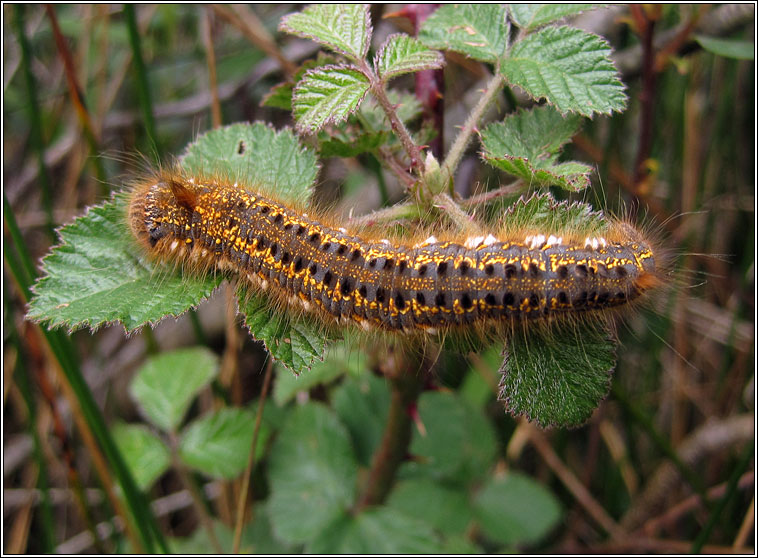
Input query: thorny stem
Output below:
<box><xmin>460</xmin><ymin>180</ymin><xmax>525</xmax><ymax>208</ymax></box>
<box><xmin>442</xmin><ymin>71</ymin><xmax>506</xmax><ymax>186</ymax></box>
<box><xmin>433</xmin><ymin>192</ymin><xmax>475</xmax><ymax>232</ymax></box>
<box><xmin>355</xmin><ymin>348</ymin><xmax>427</xmax><ymax>510</ymax></box>
<box><xmin>363</xmin><ymin>60</ymin><xmax>426</xmax><ymax>174</ymax></box>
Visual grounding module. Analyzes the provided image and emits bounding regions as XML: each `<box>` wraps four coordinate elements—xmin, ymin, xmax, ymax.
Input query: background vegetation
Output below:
<box><xmin>3</xmin><ymin>4</ymin><xmax>754</xmax><ymax>553</ymax></box>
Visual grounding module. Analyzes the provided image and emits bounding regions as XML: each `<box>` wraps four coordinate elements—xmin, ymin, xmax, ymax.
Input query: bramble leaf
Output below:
<box><xmin>499</xmin><ymin>320</ymin><xmax>617</xmax><ymax>427</ymax></box>
<box><xmin>473</xmin><ymin>473</ymin><xmax>562</xmax><ymax>546</ymax></box>
<box><xmin>419</xmin><ymin>4</ymin><xmax>509</xmax><ymax>63</ymax></box>
<box><xmin>509</xmin><ymin>4</ymin><xmax>600</xmax><ymax>30</ymax></box>
<box><xmin>375</xmin><ymin>34</ymin><xmax>444</xmax><ymax>81</ymax></box>
<box><xmin>502</xmin><ymin>192</ymin><xmax>609</xmax><ymax>238</ymax></box>
<box><xmin>129</xmin><ymin>347</ymin><xmax>219</xmax><ymax>432</ymax></box>
<box><xmin>178</xmin><ymin>407</ymin><xmax>261</xmax><ymax>479</ymax></box>
<box><xmin>268</xmin><ymin>403</ymin><xmax>358</xmax><ymax>544</ymax></box>
<box><xmin>481</xmin><ymin>106</ymin><xmax>592</xmax><ymax>191</ymax></box>
<box><xmin>279</xmin><ymin>4</ymin><xmax>371</xmax><ymax>62</ymax></box>
<box><xmin>25</xmin><ymin>193</ymin><xmax>223</xmax><ymax>332</ymax></box>
<box><xmin>293</xmin><ymin>65</ymin><xmax>371</xmax><ymax>134</ymax></box>
<box><xmin>695</xmin><ymin>35</ymin><xmax>755</xmax><ymax>60</ymax></box>
<box><xmin>261</xmin><ymin>54</ymin><xmax>338</xmax><ymax>111</ymax></box>
<box><xmin>501</xmin><ymin>26</ymin><xmax>627</xmax><ymax>116</ymax></box>
<box><xmin>112</xmin><ymin>423</ymin><xmax>170</xmax><ymax>490</ymax></box>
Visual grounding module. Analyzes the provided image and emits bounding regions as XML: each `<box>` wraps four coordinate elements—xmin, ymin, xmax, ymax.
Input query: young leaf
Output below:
<box><xmin>481</xmin><ymin>106</ymin><xmax>592</xmax><ymax>191</ymax></box>
<box><xmin>306</xmin><ymin>508</ymin><xmax>443</xmax><ymax>554</ymax></box>
<box><xmin>499</xmin><ymin>320</ymin><xmax>617</xmax><ymax>428</ymax></box>
<box><xmin>112</xmin><ymin>423</ymin><xmax>171</xmax><ymax>490</ymax></box>
<box><xmin>129</xmin><ymin>347</ymin><xmax>219</xmax><ymax>432</ymax></box>
<box><xmin>279</xmin><ymin>4</ymin><xmax>372</xmax><ymax>62</ymax></box>
<box><xmin>473</xmin><ymin>473</ymin><xmax>562</xmax><ymax>546</ymax></box>
<box><xmin>387</xmin><ymin>479</ymin><xmax>473</xmax><ymax>536</ymax></box>
<box><xmin>509</xmin><ymin>4</ymin><xmax>600</xmax><ymax>30</ymax></box>
<box><xmin>182</xmin><ymin>122</ymin><xmax>319</xmax><ymax>205</ymax></box>
<box><xmin>333</xmin><ymin>373</ymin><xmax>390</xmax><ymax>465</ymax></box>
<box><xmin>268</xmin><ymin>402</ymin><xmax>358</xmax><ymax>545</ymax></box>
<box><xmin>178</xmin><ymin>407</ymin><xmax>260</xmax><ymax>479</ymax></box>
<box><xmin>293</xmin><ymin>65</ymin><xmax>371</xmax><ymax>134</ymax></box>
<box><xmin>501</xmin><ymin>26</ymin><xmax>627</xmax><ymax>116</ymax></box>
<box><xmin>26</xmin><ymin>193</ymin><xmax>223</xmax><ymax>332</ymax></box>
<box><xmin>501</xmin><ymin>192</ymin><xmax>609</xmax><ymax>237</ymax></box>
<box><xmin>419</xmin><ymin>4</ymin><xmax>509</xmax><ymax>63</ymax></box>
<box><xmin>375</xmin><ymin>34</ymin><xmax>444</xmax><ymax>81</ymax></box>
<box><xmin>262</xmin><ymin>54</ymin><xmax>338</xmax><ymax>111</ymax></box>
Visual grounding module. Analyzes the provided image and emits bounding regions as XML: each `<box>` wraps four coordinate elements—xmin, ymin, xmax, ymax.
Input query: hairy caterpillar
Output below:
<box><xmin>128</xmin><ymin>169</ymin><xmax>660</xmax><ymax>336</ymax></box>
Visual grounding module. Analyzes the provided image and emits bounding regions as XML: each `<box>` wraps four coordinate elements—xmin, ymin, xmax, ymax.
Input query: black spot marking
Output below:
<box><xmin>575</xmin><ymin>264</ymin><xmax>588</xmax><ymax>278</ymax></box>
<box><xmin>418</xmin><ymin>264</ymin><xmax>428</xmax><ymax>276</ymax></box>
<box><xmin>284</xmin><ymin>223</ymin><xmax>293</xmax><ymax>231</ymax></box>
<box><xmin>597</xmin><ymin>291</ymin><xmax>609</xmax><ymax>305</ymax></box>
<box><xmin>323</xmin><ymin>271</ymin><xmax>334</xmax><ymax>287</ymax></box>
<box><xmin>558</xmin><ymin>291</ymin><xmax>568</xmax><ymax>304</ymax></box>
<box><xmin>270</xmin><ymin>243</ymin><xmax>278</xmax><ymax>257</ymax></box>
<box><xmin>273</xmin><ymin>213</ymin><xmax>283</xmax><ymax>225</ymax></box>
<box><xmin>574</xmin><ymin>291</ymin><xmax>588</xmax><ymax>306</ymax></box>
<box><xmin>255</xmin><ymin>236</ymin><xmax>267</xmax><ymax>251</ymax></box>
<box><xmin>376</xmin><ymin>287</ymin><xmax>386</xmax><ymax>303</ymax></box>
<box><xmin>359</xmin><ymin>285</ymin><xmax>367</xmax><ymax>298</ymax></box>
<box><xmin>384</xmin><ymin>258</ymin><xmax>394</xmax><ymax>270</ymax></box>
<box><xmin>615</xmin><ymin>266</ymin><xmax>628</xmax><ymax>277</ymax></box>
<box><xmin>308</xmin><ymin>263</ymin><xmax>318</xmax><ymax>275</ymax></box>
<box><xmin>294</xmin><ymin>257</ymin><xmax>304</xmax><ymax>272</ymax></box>
<box><xmin>615</xmin><ymin>291</ymin><xmax>626</xmax><ymax>300</ymax></box>
<box><xmin>485</xmin><ymin>264</ymin><xmax>494</xmax><ymax>276</ymax></box>
<box><xmin>503</xmin><ymin>292</ymin><xmax>515</xmax><ymax>306</ymax></box>
<box><xmin>309</xmin><ymin>232</ymin><xmax>320</xmax><ymax>244</ymax></box>
<box><xmin>416</xmin><ymin>292</ymin><xmax>426</xmax><ymax>305</ymax></box>
<box><xmin>261</xmin><ymin>206</ymin><xmax>269</xmax><ymax>214</ymax></box>
<box><xmin>505</xmin><ymin>264</ymin><xmax>518</xmax><ymax>279</ymax></box>
<box><xmin>459</xmin><ymin>261</ymin><xmax>470</xmax><ymax>275</ymax></box>
<box><xmin>369</xmin><ymin>258</ymin><xmax>377</xmax><ymax>268</ymax></box>
<box><xmin>461</xmin><ymin>293</ymin><xmax>473</xmax><ymax>309</ymax></box>
<box><xmin>282</xmin><ymin>252</ymin><xmax>291</xmax><ymax>264</ymax></box>
<box><xmin>529</xmin><ymin>293</ymin><xmax>540</xmax><ymax>307</ymax></box>
<box><xmin>398</xmin><ymin>260</ymin><xmax>408</xmax><ymax>273</ymax></box>
<box><xmin>435</xmin><ymin>292</ymin><xmax>446</xmax><ymax>307</ymax></box>
<box><xmin>351</xmin><ymin>249</ymin><xmax>362</xmax><ymax>261</ymax></box>
<box><xmin>337</xmin><ymin>244</ymin><xmax>348</xmax><ymax>255</ymax></box>
<box><xmin>394</xmin><ymin>292</ymin><xmax>406</xmax><ymax>310</ymax></box>
<box><xmin>296</xmin><ymin>225</ymin><xmax>306</xmax><ymax>236</ymax></box>
<box><xmin>340</xmin><ymin>277</ymin><xmax>353</xmax><ymax>296</ymax></box>
<box><xmin>528</xmin><ymin>263</ymin><xmax>540</xmax><ymax>277</ymax></box>
<box><xmin>437</xmin><ymin>261</ymin><xmax>448</xmax><ymax>275</ymax></box>
<box><xmin>557</xmin><ymin>265</ymin><xmax>569</xmax><ymax>279</ymax></box>
<box><xmin>321</xmin><ymin>242</ymin><xmax>331</xmax><ymax>251</ymax></box>
<box><xmin>484</xmin><ymin>293</ymin><xmax>496</xmax><ymax>305</ymax></box>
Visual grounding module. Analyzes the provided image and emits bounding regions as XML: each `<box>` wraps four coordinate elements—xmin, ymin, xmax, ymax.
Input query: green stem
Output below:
<box><xmin>12</xmin><ymin>4</ymin><xmax>55</xmax><ymax>239</ymax></box>
<box><xmin>124</xmin><ymin>5</ymin><xmax>160</xmax><ymax>157</ymax></box>
<box><xmin>442</xmin><ymin>71</ymin><xmax>506</xmax><ymax>183</ymax></box>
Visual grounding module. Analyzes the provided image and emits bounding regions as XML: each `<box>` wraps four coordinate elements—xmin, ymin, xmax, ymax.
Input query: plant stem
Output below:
<box><xmin>433</xmin><ymin>192</ymin><xmax>474</xmax><ymax>232</ymax></box>
<box><xmin>232</xmin><ymin>359</ymin><xmax>274</xmax><ymax>553</ymax></box>
<box><xmin>442</xmin><ymin>71</ymin><xmax>506</xmax><ymax>183</ymax></box>
<box><xmin>355</xmin><ymin>348</ymin><xmax>426</xmax><ymax>510</ymax></box>
<box><xmin>347</xmin><ymin>201</ymin><xmax>422</xmax><ymax>228</ymax></box>
<box><xmin>364</xmin><ymin>61</ymin><xmax>426</xmax><ymax>173</ymax></box>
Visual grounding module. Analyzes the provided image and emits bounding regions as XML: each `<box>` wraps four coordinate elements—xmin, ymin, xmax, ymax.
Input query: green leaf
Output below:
<box><xmin>695</xmin><ymin>35</ymin><xmax>755</xmax><ymax>60</ymax></box>
<box><xmin>333</xmin><ymin>372</ymin><xmax>390</xmax><ymax>465</ymax></box>
<box><xmin>178</xmin><ymin>407</ymin><xmax>259</xmax><ymax>479</ymax></box>
<box><xmin>387</xmin><ymin>479</ymin><xmax>473</xmax><ymax>535</ymax></box>
<box><xmin>481</xmin><ymin>105</ymin><xmax>591</xmax><ymax>190</ymax></box>
<box><xmin>261</xmin><ymin>54</ymin><xmax>338</xmax><ymax>111</ymax></box>
<box><xmin>499</xmin><ymin>321</ymin><xmax>617</xmax><ymax>427</ymax></box>
<box><xmin>293</xmin><ymin>65</ymin><xmax>371</xmax><ymax>134</ymax></box>
<box><xmin>500</xmin><ymin>192</ymin><xmax>609</xmax><ymax>237</ymax></box>
<box><xmin>406</xmin><ymin>391</ymin><xmax>497</xmax><ymax>484</ymax></box>
<box><xmin>473</xmin><ymin>473</ymin><xmax>562</xmax><ymax>546</ymax></box>
<box><xmin>502</xmin><ymin>26</ymin><xmax>627</xmax><ymax>116</ymax></box>
<box><xmin>375</xmin><ymin>34</ymin><xmax>444</xmax><ymax>80</ymax></box>
<box><xmin>274</xmin><ymin>342</ymin><xmax>367</xmax><ymax>406</ymax></box>
<box><xmin>129</xmin><ymin>348</ymin><xmax>219</xmax><ymax>432</ymax></box>
<box><xmin>267</xmin><ymin>402</ymin><xmax>358</xmax><ymax>545</ymax></box>
<box><xmin>182</xmin><ymin>122</ymin><xmax>319</xmax><ymax>205</ymax></box>
<box><xmin>111</xmin><ymin>423</ymin><xmax>170</xmax><ymax>490</ymax></box>
<box><xmin>169</xmin><ymin>516</ymin><xmax>292</xmax><ymax>554</ymax></box>
<box><xmin>509</xmin><ymin>4</ymin><xmax>600</xmax><ymax>30</ymax></box>
<box><xmin>26</xmin><ymin>193</ymin><xmax>222</xmax><ymax>333</ymax></box>
<box><xmin>239</xmin><ymin>290</ymin><xmax>337</xmax><ymax>375</ymax></box>
<box><xmin>307</xmin><ymin>508</ymin><xmax>443</xmax><ymax>554</ymax></box>
<box><xmin>279</xmin><ymin>4</ymin><xmax>372</xmax><ymax>62</ymax></box>
<box><xmin>419</xmin><ymin>4</ymin><xmax>509</xmax><ymax>63</ymax></box>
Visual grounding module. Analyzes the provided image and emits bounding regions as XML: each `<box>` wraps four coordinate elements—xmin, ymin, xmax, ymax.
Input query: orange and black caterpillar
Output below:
<box><xmin>128</xmin><ymin>171</ymin><xmax>660</xmax><ymax>334</ymax></box>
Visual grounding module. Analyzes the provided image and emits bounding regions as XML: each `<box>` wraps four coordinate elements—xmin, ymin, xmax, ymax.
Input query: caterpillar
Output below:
<box><xmin>127</xmin><ymin>169</ymin><xmax>661</xmax><ymax>337</ymax></box>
